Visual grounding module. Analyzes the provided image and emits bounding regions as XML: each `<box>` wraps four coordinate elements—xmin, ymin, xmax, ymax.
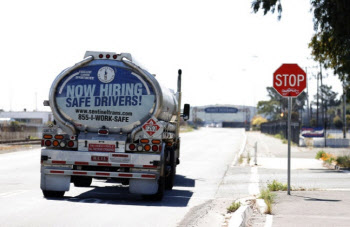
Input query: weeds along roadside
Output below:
<box><xmin>316</xmin><ymin>150</ymin><xmax>350</xmax><ymax>168</ymax></box>
<box><xmin>259</xmin><ymin>180</ymin><xmax>291</xmax><ymax>214</ymax></box>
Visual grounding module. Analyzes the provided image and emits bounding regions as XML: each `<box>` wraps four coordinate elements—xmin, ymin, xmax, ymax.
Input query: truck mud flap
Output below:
<box><xmin>41</xmin><ymin>173</ymin><xmax>70</xmax><ymax>192</ymax></box>
<box><xmin>129</xmin><ymin>179</ymin><xmax>158</xmax><ymax>195</ymax></box>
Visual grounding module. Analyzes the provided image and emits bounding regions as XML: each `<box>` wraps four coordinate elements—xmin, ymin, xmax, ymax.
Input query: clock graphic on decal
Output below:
<box><xmin>97</xmin><ymin>66</ymin><xmax>115</xmax><ymax>83</ymax></box>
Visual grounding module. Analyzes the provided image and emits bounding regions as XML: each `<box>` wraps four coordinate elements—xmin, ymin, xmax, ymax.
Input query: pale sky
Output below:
<box><xmin>0</xmin><ymin>0</ymin><xmax>343</xmax><ymax>112</ymax></box>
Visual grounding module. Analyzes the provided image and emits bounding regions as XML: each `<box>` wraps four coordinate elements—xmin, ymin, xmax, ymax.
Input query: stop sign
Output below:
<box><xmin>273</xmin><ymin>64</ymin><xmax>307</xmax><ymax>97</ymax></box>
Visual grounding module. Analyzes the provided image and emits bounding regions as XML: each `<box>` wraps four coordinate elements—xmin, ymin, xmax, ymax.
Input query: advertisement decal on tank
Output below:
<box><xmin>55</xmin><ymin>64</ymin><xmax>155</xmax><ymax>128</ymax></box>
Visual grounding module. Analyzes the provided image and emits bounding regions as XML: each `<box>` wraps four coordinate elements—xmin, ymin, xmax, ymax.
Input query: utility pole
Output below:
<box><xmin>305</xmin><ymin>67</ymin><xmax>310</xmax><ymax>125</ymax></box>
<box><xmin>316</xmin><ymin>72</ymin><xmax>319</xmax><ymax>126</ymax></box>
<box><xmin>343</xmin><ymin>80</ymin><xmax>347</xmax><ymax>139</ymax></box>
<box><xmin>319</xmin><ymin>63</ymin><xmax>326</xmax><ymax>147</ymax></box>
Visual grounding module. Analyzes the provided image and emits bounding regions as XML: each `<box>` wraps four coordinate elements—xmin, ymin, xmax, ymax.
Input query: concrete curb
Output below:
<box><xmin>228</xmin><ymin>205</ymin><xmax>252</xmax><ymax>227</ymax></box>
<box><xmin>256</xmin><ymin>199</ymin><xmax>267</xmax><ymax>214</ymax></box>
<box><xmin>232</xmin><ymin>133</ymin><xmax>247</xmax><ymax>166</ymax></box>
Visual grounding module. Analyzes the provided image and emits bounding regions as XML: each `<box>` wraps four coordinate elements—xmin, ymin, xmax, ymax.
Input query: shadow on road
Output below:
<box><xmin>293</xmin><ymin>195</ymin><xmax>342</xmax><ymax>202</ymax></box>
<box><xmin>46</xmin><ymin>174</ymin><xmax>196</xmax><ymax>207</ymax></box>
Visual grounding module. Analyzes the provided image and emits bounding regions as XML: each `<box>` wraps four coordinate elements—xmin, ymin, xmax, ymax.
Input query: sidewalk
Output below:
<box><xmin>245</xmin><ymin>131</ymin><xmax>350</xmax><ymax>227</ymax></box>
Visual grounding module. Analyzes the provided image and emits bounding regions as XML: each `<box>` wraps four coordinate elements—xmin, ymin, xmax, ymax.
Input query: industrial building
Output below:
<box><xmin>190</xmin><ymin>105</ymin><xmax>257</xmax><ymax>128</ymax></box>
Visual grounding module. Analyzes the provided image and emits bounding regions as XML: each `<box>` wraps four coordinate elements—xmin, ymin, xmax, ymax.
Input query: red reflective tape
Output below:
<box><xmin>141</xmin><ymin>174</ymin><xmax>156</xmax><ymax>179</ymax></box>
<box><xmin>50</xmin><ymin>170</ymin><xmax>64</xmax><ymax>174</ymax></box>
<box><xmin>52</xmin><ymin>160</ymin><xmax>66</xmax><ymax>164</ymax></box>
<box><xmin>120</xmin><ymin>164</ymin><xmax>134</xmax><ymax>167</ymax></box>
<box><xmin>73</xmin><ymin>171</ymin><xmax>87</xmax><ymax>175</ymax></box>
<box><xmin>112</xmin><ymin>154</ymin><xmax>129</xmax><ymax>158</ymax></box>
<box><xmin>75</xmin><ymin>161</ymin><xmax>89</xmax><ymax>165</ymax></box>
<box><xmin>119</xmin><ymin>173</ymin><xmax>133</xmax><ymax>177</ymax></box>
<box><xmin>143</xmin><ymin>165</ymin><xmax>157</xmax><ymax>168</ymax></box>
<box><xmin>96</xmin><ymin>172</ymin><xmax>110</xmax><ymax>176</ymax></box>
<box><xmin>98</xmin><ymin>163</ymin><xmax>112</xmax><ymax>166</ymax></box>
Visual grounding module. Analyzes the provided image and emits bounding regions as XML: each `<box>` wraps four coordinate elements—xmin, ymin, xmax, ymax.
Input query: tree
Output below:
<box><xmin>322</xmin><ymin>85</ymin><xmax>341</xmax><ymax>107</ymax></box>
<box><xmin>252</xmin><ymin>0</ymin><xmax>350</xmax><ymax>82</ymax></box>
<box><xmin>257</xmin><ymin>86</ymin><xmax>307</xmax><ymax>120</ymax></box>
<box><xmin>333</xmin><ymin>115</ymin><xmax>343</xmax><ymax>129</ymax></box>
<box><xmin>313</xmin><ymin>84</ymin><xmax>340</xmax><ymax>108</ymax></box>
<box><xmin>257</xmin><ymin>87</ymin><xmax>284</xmax><ymax>120</ymax></box>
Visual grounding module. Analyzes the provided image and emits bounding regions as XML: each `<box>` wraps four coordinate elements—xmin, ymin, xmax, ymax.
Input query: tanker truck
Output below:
<box><xmin>40</xmin><ymin>51</ymin><xmax>190</xmax><ymax>201</ymax></box>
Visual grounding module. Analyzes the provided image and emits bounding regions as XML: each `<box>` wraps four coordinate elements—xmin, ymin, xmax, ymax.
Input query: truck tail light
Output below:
<box><xmin>60</xmin><ymin>141</ymin><xmax>66</xmax><ymax>148</ymax></box>
<box><xmin>43</xmin><ymin>134</ymin><xmax>52</xmax><ymax>139</ymax></box>
<box><xmin>67</xmin><ymin>141</ymin><xmax>74</xmax><ymax>147</ymax></box>
<box><xmin>129</xmin><ymin>144</ymin><xmax>135</xmax><ymax>151</ymax></box>
<box><xmin>54</xmin><ymin>135</ymin><xmax>64</xmax><ymax>140</ymax></box>
<box><xmin>137</xmin><ymin>145</ymin><xmax>143</xmax><ymax>152</ymax></box>
<box><xmin>53</xmin><ymin>140</ymin><xmax>59</xmax><ymax>147</ymax></box>
<box><xmin>140</xmin><ymin>139</ymin><xmax>149</xmax><ymax>143</ymax></box>
<box><xmin>45</xmin><ymin>140</ymin><xmax>52</xmax><ymax>146</ymax></box>
<box><xmin>152</xmin><ymin>139</ymin><xmax>161</xmax><ymax>144</ymax></box>
<box><xmin>98</xmin><ymin>129</ymin><xmax>109</xmax><ymax>135</ymax></box>
<box><xmin>144</xmin><ymin>144</ymin><xmax>151</xmax><ymax>151</ymax></box>
<box><xmin>152</xmin><ymin>145</ymin><xmax>158</xmax><ymax>152</ymax></box>
<box><xmin>41</xmin><ymin>140</ymin><xmax>45</xmax><ymax>147</ymax></box>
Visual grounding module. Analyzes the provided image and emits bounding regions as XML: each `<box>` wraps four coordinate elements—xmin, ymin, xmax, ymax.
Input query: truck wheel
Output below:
<box><xmin>165</xmin><ymin>149</ymin><xmax>176</xmax><ymax>190</ymax></box>
<box><xmin>73</xmin><ymin>176</ymin><xmax>92</xmax><ymax>187</ymax></box>
<box><xmin>42</xmin><ymin>190</ymin><xmax>65</xmax><ymax>198</ymax></box>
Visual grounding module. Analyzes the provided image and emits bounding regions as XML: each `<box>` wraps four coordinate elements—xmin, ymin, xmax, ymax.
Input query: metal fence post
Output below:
<box><xmin>254</xmin><ymin>142</ymin><xmax>257</xmax><ymax>165</ymax></box>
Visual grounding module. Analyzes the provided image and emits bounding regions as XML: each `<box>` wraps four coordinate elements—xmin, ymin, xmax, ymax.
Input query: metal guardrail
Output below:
<box><xmin>0</xmin><ymin>139</ymin><xmax>41</xmax><ymax>144</ymax></box>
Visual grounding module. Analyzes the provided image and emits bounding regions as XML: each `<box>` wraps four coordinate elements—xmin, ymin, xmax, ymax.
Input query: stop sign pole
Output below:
<box><xmin>273</xmin><ymin>64</ymin><xmax>307</xmax><ymax>195</ymax></box>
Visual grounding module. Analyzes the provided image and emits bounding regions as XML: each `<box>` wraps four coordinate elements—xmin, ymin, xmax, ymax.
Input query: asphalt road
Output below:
<box><xmin>0</xmin><ymin>128</ymin><xmax>245</xmax><ymax>227</ymax></box>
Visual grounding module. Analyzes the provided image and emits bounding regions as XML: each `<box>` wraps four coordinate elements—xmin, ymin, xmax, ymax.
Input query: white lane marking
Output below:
<box><xmin>248</xmin><ymin>166</ymin><xmax>260</xmax><ymax>196</ymax></box>
<box><xmin>264</xmin><ymin>214</ymin><xmax>273</xmax><ymax>227</ymax></box>
<box><xmin>0</xmin><ymin>190</ymin><xmax>27</xmax><ymax>198</ymax></box>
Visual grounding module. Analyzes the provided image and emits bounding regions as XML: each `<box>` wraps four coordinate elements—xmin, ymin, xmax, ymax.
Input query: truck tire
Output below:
<box><xmin>165</xmin><ymin>148</ymin><xmax>176</xmax><ymax>190</ymax></box>
<box><xmin>73</xmin><ymin>176</ymin><xmax>92</xmax><ymax>187</ymax></box>
<box><xmin>42</xmin><ymin>190</ymin><xmax>65</xmax><ymax>198</ymax></box>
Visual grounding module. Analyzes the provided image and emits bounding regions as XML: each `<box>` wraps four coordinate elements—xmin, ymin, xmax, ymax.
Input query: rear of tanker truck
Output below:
<box><xmin>40</xmin><ymin>51</ymin><xmax>190</xmax><ymax>201</ymax></box>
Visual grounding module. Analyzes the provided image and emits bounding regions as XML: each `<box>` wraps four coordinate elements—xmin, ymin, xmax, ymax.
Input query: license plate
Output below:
<box><xmin>91</xmin><ymin>156</ymin><xmax>109</xmax><ymax>162</ymax></box>
<box><xmin>110</xmin><ymin>154</ymin><xmax>130</xmax><ymax>163</ymax></box>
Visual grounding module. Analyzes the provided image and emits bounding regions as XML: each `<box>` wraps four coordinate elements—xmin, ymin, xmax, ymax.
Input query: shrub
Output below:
<box><xmin>321</xmin><ymin>153</ymin><xmax>336</xmax><ymax>164</ymax></box>
<box><xmin>252</xmin><ymin>115</ymin><xmax>268</xmax><ymax>130</ymax></box>
<box><xmin>227</xmin><ymin>201</ymin><xmax>241</xmax><ymax>213</ymax></box>
<box><xmin>333</xmin><ymin>116</ymin><xmax>343</xmax><ymax>129</ymax></box>
<box><xmin>259</xmin><ymin>189</ymin><xmax>275</xmax><ymax>214</ymax></box>
<box><xmin>315</xmin><ymin>150</ymin><xmax>326</xmax><ymax>159</ymax></box>
<box><xmin>336</xmin><ymin>156</ymin><xmax>350</xmax><ymax>168</ymax></box>
<box><xmin>274</xmin><ymin>133</ymin><xmax>284</xmax><ymax>140</ymax></box>
<box><xmin>267</xmin><ymin>180</ymin><xmax>287</xmax><ymax>191</ymax></box>
<box><xmin>238</xmin><ymin>154</ymin><xmax>244</xmax><ymax>164</ymax></box>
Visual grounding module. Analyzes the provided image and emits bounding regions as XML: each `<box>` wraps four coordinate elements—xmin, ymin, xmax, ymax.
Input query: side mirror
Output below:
<box><xmin>183</xmin><ymin>104</ymin><xmax>190</xmax><ymax>121</ymax></box>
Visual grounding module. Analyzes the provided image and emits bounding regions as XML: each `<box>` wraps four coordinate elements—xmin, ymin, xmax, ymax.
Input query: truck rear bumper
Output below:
<box><xmin>41</xmin><ymin>149</ymin><xmax>161</xmax><ymax>180</ymax></box>
<box><xmin>43</xmin><ymin>168</ymin><xmax>157</xmax><ymax>180</ymax></box>
<box><xmin>41</xmin><ymin>148</ymin><xmax>160</xmax><ymax>169</ymax></box>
